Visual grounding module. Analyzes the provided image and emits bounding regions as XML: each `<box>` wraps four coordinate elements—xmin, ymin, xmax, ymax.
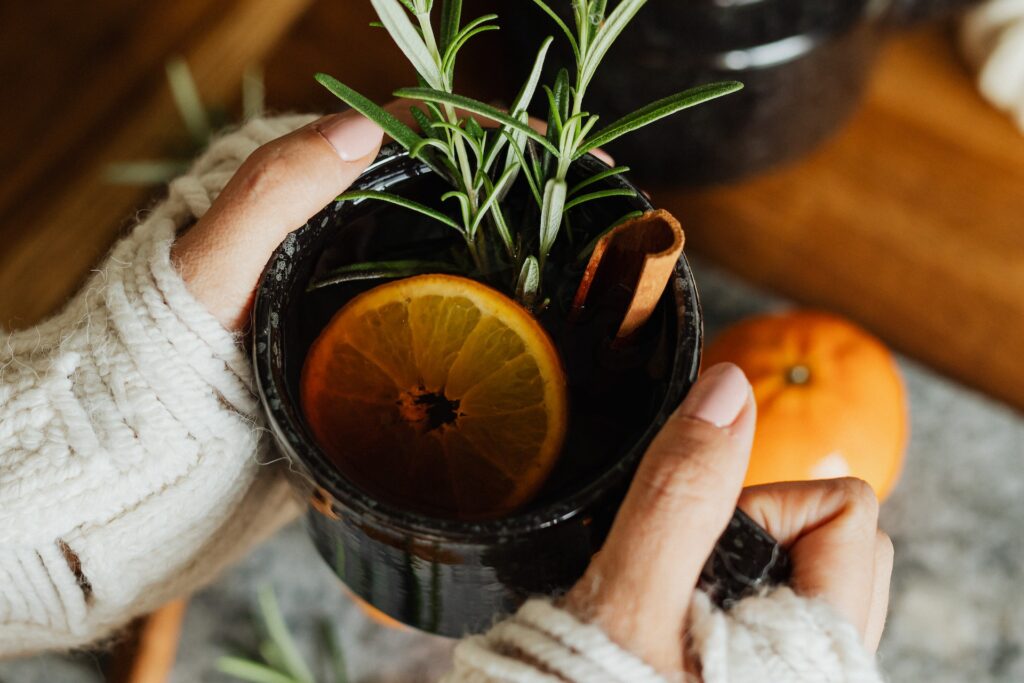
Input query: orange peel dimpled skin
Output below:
<box><xmin>703</xmin><ymin>310</ymin><xmax>908</xmax><ymax>501</ymax></box>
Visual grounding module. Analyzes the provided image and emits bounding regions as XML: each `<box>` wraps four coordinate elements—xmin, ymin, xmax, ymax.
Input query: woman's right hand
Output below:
<box><xmin>738</xmin><ymin>476</ymin><xmax>895</xmax><ymax>653</ymax></box>
<box><xmin>562</xmin><ymin>363</ymin><xmax>893</xmax><ymax>677</ymax></box>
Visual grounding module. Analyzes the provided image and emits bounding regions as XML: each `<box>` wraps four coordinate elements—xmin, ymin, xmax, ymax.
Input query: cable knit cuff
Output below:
<box><xmin>443</xmin><ymin>590</ymin><xmax>883</xmax><ymax>683</ymax></box>
<box><xmin>688</xmin><ymin>588</ymin><xmax>884</xmax><ymax>683</ymax></box>
<box><xmin>0</xmin><ymin>116</ymin><xmax>312</xmax><ymax>657</ymax></box>
<box><xmin>443</xmin><ymin>599</ymin><xmax>666</xmax><ymax>683</ymax></box>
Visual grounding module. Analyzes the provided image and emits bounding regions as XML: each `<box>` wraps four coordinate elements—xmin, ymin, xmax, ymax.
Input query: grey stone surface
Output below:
<box><xmin>3</xmin><ymin>261</ymin><xmax>1021</xmax><ymax>682</ymax></box>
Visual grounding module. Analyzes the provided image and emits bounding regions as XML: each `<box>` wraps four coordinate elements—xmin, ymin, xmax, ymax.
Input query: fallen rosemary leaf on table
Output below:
<box><xmin>216</xmin><ymin>585</ymin><xmax>347</xmax><ymax>683</ymax></box>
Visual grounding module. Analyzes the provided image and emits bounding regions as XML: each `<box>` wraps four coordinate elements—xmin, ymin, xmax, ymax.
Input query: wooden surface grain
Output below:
<box><xmin>1</xmin><ymin>4</ymin><xmax>1022</xmax><ymax>416</ymax></box>
<box><xmin>0</xmin><ymin>0</ymin><xmax>312</xmax><ymax>326</ymax></box>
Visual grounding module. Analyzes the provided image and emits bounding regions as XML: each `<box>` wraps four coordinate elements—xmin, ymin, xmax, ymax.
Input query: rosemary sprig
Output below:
<box><xmin>317</xmin><ymin>0</ymin><xmax>743</xmax><ymax>306</ymax></box>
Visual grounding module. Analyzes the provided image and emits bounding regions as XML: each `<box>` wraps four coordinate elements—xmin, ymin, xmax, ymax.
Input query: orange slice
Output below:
<box><xmin>301</xmin><ymin>274</ymin><xmax>568</xmax><ymax>518</ymax></box>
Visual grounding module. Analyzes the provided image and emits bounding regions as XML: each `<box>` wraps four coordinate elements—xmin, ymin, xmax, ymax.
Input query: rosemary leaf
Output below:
<box><xmin>503</xmin><ymin>130</ymin><xmax>543</xmax><ymax>206</ymax></box>
<box><xmin>259</xmin><ymin>641</ymin><xmax>290</xmax><ymax>675</ymax></box>
<box><xmin>439</xmin><ymin>0</ymin><xmax>462</xmax><ymax>53</ymax></box>
<box><xmin>464</xmin><ymin>116</ymin><xmax>485</xmax><ymax>140</ymax></box>
<box><xmin>516</xmin><ymin>256</ymin><xmax>541</xmax><ymax>307</ymax></box>
<box><xmin>492</xmin><ymin>36</ymin><xmax>553</xmax><ymax>174</ymax></box>
<box><xmin>577</xmin><ymin>81</ymin><xmax>743</xmax><ymax>158</ymax></box>
<box><xmin>319</xmin><ymin>619</ymin><xmax>349</xmax><ymax>683</ymax></box>
<box><xmin>589</xmin><ymin>0</ymin><xmax>609</xmax><ymax>38</ymax></box>
<box><xmin>527</xmin><ymin>0</ymin><xmax>580</xmax><ymax>62</ymax></box>
<box><xmin>315</xmin><ymin>74</ymin><xmax>423</xmax><ymax>153</ymax></box>
<box><xmin>104</xmin><ymin>161</ymin><xmax>189</xmax><ymax>185</ymax></box>
<box><xmin>563</xmin><ymin>188</ymin><xmax>636</xmax><ymax>213</ymax></box>
<box><xmin>257</xmin><ymin>586</ymin><xmax>314</xmax><ymax>683</ymax></box>
<box><xmin>546</xmin><ymin>68</ymin><xmax>571</xmax><ymax>151</ymax></box>
<box><xmin>369</xmin><ymin>0</ymin><xmax>444</xmax><ymax>88</ymax></box>
<box><xmin>471</xmin><ymin>164</ymin><xmax>518</xmax><ymax>233</ymax></box>
<box><xmin>575</xmin><ymin>114</ymin><xmax>601</xmax><ymax>148</ymax></box>
<box><xmin>580</xmin><ymin>0</ymin><xmax>649</xmax><ymax>91</ymax></box>
<box><xmin>543</xmin><ymin>86</ymin><xmax>564</xmax><ymax>138</ymax></box>
<box><xmin>409</xmin><ymin>105</ymin><xmax>435</xmax><ymax>136</ymax></box>
<box><xmin>408</xmin><ymin>137</ymin><xmax>450</xmax><ymax>165</ymax></box>
<box><xmin>442</xmin><ymin>14</ymin><xmax>499</xmax><ymax>76</ymax></box>
<box><xmin>394</xmin><ymin>87</ymin><xmax>559</xmax><ymax>155</ymax></box>
<box><xmin>431</xmin><ymin>121</ymin><xmax>484</xmax><ymax>165</ymax></box>
<box><xmin>336</xmin><ymin>191</ymin><xmax>462</xmax><ymax>231</ymax></box>
<box><xmin>166</xmin><ymin>58</ymin><xmax>211</xmax><ymax>145</ymax></box>
<box><xmin>488</xmin><ymin>199</ymin><xmax>516</xmax><ymax>258</ymax></box>
<box><xmin>216</xmin><ymin>657</ymin><xmax>298</xmax><ymax>683</ymax></box>
<box><xmin>553</xmin><ymin>68</ymin><xmax>572</xmax><ymax>124</ymax></box>
<box><xmin>242</xmin><ymin>65</ymin><xmax>265</xmax><ymax>120</ymax></box>
<box><xmin>512</xmin><ymin>37</ymin><xmax>553</xmax><ymax>115</ymax></box>
<box><xmin>568</xmin><ymin>166</ymin><xmax>631</xmax><ymax>196</ymax></box>
<box><xmin>442</xmin><ymin>191</ymin><xmax>472</xmax><ymax>229</ymax></box>
<box><xmin>310</xmin><ymin>260</ymin><xmax>462</xmax><ymax>291</ymax></box>
<box><xmin>539</xmin><ymin>179</ymin><xmax>567</xmax><ymax>258</ymax></box>
<box><xmin>443</xmin><ymin>25</ymin><xmax>500</xmax><ymax>76</ymax></box>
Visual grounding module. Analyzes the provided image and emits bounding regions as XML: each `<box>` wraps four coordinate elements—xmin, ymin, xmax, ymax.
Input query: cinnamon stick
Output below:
<box><xmin>571</xmin><ymin>209</ymin><xmax>685</xmax><ymax>340</ymax></box>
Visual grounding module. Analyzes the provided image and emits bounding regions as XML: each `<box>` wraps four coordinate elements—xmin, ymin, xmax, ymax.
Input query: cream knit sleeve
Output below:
<box><xmin>961</xmin><ymin>0</ymin><xmax>1024</xmax><ymax>131</ymax></box>
<box><xmin>442</xmin><ymin>589</ymin><xmax>884</xmax><ymax>683</ymax></box>
<box><xmin>0</xmin><ymin>115</ymin><xmax>314</xmax><ymax>657</ymax></box>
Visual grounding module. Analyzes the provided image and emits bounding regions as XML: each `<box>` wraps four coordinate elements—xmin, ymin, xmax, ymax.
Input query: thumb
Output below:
<box><xmin>172</xmin><ymin>111</ymin><xmax>384</xmax><ymax>330</ymax></box>
<box><xmin>565</xmin><ymin>363</ymin><xmax>755</xmax><ymax>674</ymax></box>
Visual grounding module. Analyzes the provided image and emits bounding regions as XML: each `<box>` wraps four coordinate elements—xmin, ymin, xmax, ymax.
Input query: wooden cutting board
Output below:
<box><xmin>1</xmin><ymin>4</ymin><xmax>1021</xmax><ymax>414</ymax></box>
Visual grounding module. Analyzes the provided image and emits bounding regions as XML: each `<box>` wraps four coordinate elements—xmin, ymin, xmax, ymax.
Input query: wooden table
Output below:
<box><xmin>2</xmin><ymin>3</ymin><xmax>1022</xmax><ymax>419</ymax></box>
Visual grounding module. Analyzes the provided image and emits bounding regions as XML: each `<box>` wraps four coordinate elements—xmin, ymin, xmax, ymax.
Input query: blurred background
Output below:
<box><xmin>1</xmin><ymin>0</ymin><xmax>1022</xmax><ymax>681</ymax></box>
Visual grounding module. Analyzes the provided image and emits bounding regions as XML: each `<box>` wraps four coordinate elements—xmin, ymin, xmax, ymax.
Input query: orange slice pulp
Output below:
<box><xmin>301</xmin><ymin>274</ymin><xmax>568</xmax><ymax>518</ymax></box>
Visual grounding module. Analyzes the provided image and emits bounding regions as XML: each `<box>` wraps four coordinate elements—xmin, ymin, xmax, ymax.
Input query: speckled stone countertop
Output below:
<box><xmin>3</xmin><ymin>261</ymin><xmax>1022</xmax><ymax>683</ymax></box>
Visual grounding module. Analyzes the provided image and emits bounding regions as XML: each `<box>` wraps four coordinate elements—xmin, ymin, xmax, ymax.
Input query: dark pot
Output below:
<box><xmin>504</xmin><ymin>0</ymin><xmax>979</xmax><ymax>185</ymax></box>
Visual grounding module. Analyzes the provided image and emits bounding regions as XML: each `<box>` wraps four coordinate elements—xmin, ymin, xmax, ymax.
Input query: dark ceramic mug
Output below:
<box><xmin>253</xmin><ymin>145</ymin><xmax>787</xmax><ymax>635</ymax></box>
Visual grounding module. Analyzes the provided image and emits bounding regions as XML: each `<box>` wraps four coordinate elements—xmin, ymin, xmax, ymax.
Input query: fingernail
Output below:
<box><xmin>316</xmin><ymin>112</ymin><xmax>384</xmax><ymax>161</ymax></box>
<box><xmin>680</xmin><ymin>363</ymin><xmax>751</xmax><ymax>428</ymax></box>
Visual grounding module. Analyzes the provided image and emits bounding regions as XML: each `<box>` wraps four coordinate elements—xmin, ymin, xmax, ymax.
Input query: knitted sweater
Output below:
<box><xmin>961</xmin><ymin>0</ymin><xmax>1024</xmax><ymax>132</ymax></box>
<box><xmin>0</xmin><ymin>116</ymin><xmax>883</xmax><ymax>682</ymax></box>
<box><xmin>444</xmin><ymin>591</ymin><xmax>883</xmax><ymax>683</ymax></box>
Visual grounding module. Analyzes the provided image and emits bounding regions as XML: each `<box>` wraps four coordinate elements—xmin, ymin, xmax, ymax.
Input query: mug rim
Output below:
<box><xmin>252</xmin><ymin>145</ymin><xmax>703</xmax><ymax>543</ymax></box>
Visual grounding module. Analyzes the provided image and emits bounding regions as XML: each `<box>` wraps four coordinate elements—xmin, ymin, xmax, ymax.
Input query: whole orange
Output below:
<box><xmin>702</xmin><ymin>310</ymin><xmax>908</xmax><ymax>501</ymax></box>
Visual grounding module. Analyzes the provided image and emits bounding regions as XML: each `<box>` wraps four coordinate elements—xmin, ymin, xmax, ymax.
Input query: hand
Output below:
<box><xmin>563</xmin><ymin>363</ymin><xmax>893</xmax><ymax>676</ymax></box>
<box><xmin>172</xmin><ymin>111</ymin><xmax>385</xmax><ymax>331</ymax></box>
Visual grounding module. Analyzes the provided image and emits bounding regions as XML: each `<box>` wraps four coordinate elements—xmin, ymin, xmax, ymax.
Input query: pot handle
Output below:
<box><xmin>880</xmin><ymin>0</ymin><xmax>982</xmax><ymax>27</ymax></box>
<box><xmin>699</xmin><ymin>508</ymin><xmax>792</xmax><ymax>608</ymax></box>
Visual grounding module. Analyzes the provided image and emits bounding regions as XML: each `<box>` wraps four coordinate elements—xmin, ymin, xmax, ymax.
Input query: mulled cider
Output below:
<box><xmin>297</xmin><ymin>168</ymin><xmax>677</xmax><ymax>521</ymax></box>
